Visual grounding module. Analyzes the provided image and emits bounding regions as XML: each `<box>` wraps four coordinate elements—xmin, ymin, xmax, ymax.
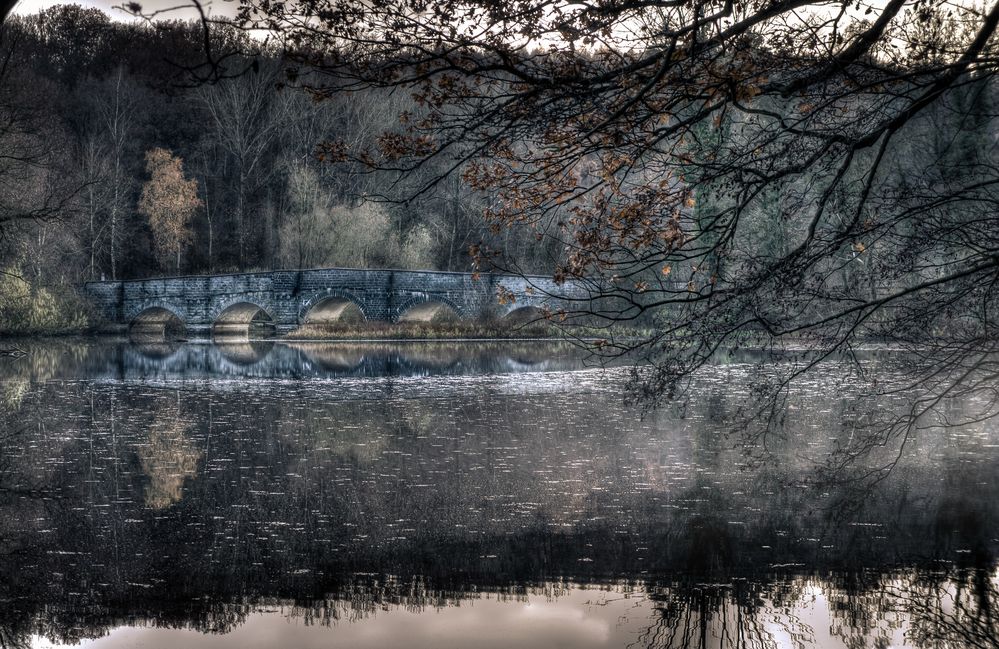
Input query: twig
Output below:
<box><xmin>0</xmin><ymin>346</ymin><xmax>26</xmax><ymax>358</ymax></box>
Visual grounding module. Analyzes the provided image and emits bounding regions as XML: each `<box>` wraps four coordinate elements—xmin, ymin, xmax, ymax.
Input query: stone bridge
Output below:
<box><xmin>83</xmin><ymin>267</ymin><xmax>588</xmax><ymax>337</ymax></box>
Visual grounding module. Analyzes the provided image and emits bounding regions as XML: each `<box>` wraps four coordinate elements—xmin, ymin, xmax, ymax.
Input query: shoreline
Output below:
<box><xmin>1</xmin><ymin>322</ymin><xmax>642</xmax><ymax>344</ymax></box>
<box><xmin>0</xmin><ymin>331</ymin><xmax>919</xmax><ymax>355</ymax></box>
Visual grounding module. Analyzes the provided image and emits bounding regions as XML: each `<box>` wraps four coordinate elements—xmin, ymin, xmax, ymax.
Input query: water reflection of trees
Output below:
<box><xmin>628</xmin><ymin>568</ymin><xmax>999</xmax><ymax>649</ymax></box>
<box><xmin>639</xmin><ymin>581</ymin><xmax>795</xmax><ymax>649</ymax></box>
<box><xmin>136</xmin><ymin>397</ymin><xmax>201</xmax><ymax>509</ymax></box>
<box><xmin>1</xmin><ymin>571</ymin><xmax>990</xmax><ymax>649</ymax></box>
<box><xmin>901</xmin><ymin>568</ymin><xmax>999</xmax><ymax>649</ymax></box>
<box><xmin>0</xmin><ymin>348</ymin><xmax>996</xmax><ymax>646</ymax></box>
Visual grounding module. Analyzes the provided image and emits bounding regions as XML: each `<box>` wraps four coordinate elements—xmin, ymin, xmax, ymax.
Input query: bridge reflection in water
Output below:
<box><xmin>115</xmin><ymin>340</ymin><xmax>576</xmax><ymax>381</ymax></box>
<box><xmin>0</xmin><ymin>341</ymin><xmax>996</xmax><ymax>648</ymax></box>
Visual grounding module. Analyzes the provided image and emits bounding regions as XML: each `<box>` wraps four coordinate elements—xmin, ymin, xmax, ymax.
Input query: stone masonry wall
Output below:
<box><xmin>83</xmin><ymin>268</ymin><xmax>587</xmax><ymax>332</ymax></box>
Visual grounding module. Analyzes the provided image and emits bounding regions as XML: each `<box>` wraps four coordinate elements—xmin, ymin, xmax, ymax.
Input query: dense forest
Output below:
<box><xmin>0</xmin><ymin>5</ymin><xmax>559</xmax><ymax>331</ymax></box>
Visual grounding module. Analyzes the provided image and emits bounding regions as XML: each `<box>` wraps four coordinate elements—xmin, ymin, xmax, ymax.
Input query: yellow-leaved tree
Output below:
<box><xmin>138</xmin><ymin>148</ymin><xmax>201</xmax><ymax>272</ymax></box>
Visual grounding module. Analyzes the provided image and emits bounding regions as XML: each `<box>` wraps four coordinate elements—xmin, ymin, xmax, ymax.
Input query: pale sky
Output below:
<box><xmin>10</xmin><ymin>0</ymin><xmax>899</xmax><ymax>24</ymax></box>
<box><xmin>11</xmin><ymin>0</ymin><xmax>238</xmax><ymax>20</ymax></box>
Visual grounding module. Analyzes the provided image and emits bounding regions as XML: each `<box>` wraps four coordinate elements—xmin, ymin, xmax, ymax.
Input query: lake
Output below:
<box><xmin>0</xmin><ymin>339</ymin><xmax>996</xmax><ymax>648</ymax></box>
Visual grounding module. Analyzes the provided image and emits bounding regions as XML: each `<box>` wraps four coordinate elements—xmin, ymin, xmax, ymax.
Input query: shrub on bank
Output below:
<box><xmin>0</xmin><ymin>269</ymin><xmax>91</xmax><ymax>335</ymax></box>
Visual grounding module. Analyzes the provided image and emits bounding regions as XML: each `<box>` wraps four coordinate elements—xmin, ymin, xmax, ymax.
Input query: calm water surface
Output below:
<box><xmin>0</xmin><ymin>339</ymin><xmax>996</xmax><ymax>648</ymax></box>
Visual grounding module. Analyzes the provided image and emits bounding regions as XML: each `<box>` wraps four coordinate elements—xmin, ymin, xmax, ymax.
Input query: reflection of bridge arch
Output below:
<box><xmin>393</xmin><ymin>295</ymin><xmax>465</xmax><ymax>323</ymax></box>
<box><xmin>130</xmin><ymin>340</ymin><xmax>183</xmax><ymax>360</ymax></box>
<box><xmin>129</xmin><ymin>306</ymin><xmax>187</xmax><ymax>341</ymax></box>
<box><xmin>298</xmin><ymin>289</ymin><xmax>368</xmax><ymax>325</ymax></box>
<box><xmin>297</xmin><ymin>343</ymin><xmax>367</xmax><ymax>371</ymax></box>
<box><xmin>215</xmin><ymin>340</ymin><xmax>275</xmax><ymax>365</ymax></box>
<box><xmin>212</xmin><ymin>301</ymin><xmax>275</xmax><ymax>339</ymax></box>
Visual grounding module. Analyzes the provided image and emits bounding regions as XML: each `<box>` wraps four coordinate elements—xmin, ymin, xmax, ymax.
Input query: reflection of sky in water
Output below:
<box><xmin>39</xmin><ymin>589</ymin><xmax>620</xmax><ymax>648</ymax></box>
<box><xmin>28</xmin><ymin>578</ymin><xmax>956</xmax><ymax>649</ymax></box>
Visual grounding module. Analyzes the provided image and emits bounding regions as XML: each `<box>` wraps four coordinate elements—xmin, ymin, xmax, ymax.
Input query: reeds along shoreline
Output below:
<box><xmin>282</xmin><ymin>321</ymin><xmax>559</xmax><ymax>340</ymax></box>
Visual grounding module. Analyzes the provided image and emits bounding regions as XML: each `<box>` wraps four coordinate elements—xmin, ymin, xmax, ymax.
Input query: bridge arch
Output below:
<box><xmin>128</xmin><ymin>306</ymin><xmax>186</xmax><ymax>341</ymax></box>
<box><xmin>298</xmin><ymin>289</ymin><xmax>368</xmax><ymax>326</ymax></box>
<box><xmin>499</xmin><ymin>304</ymin><xmax>548</xmax><ymax>326</ymax></box>
<box><xmin>393</xmin><ymin>295</ymin><xmax>465</xmax><ymax>323</ymax></box>
<box><xmin>212</xmin><ymin>301</ymin><xmax>276</xmax><ymax>339</ymax></box>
